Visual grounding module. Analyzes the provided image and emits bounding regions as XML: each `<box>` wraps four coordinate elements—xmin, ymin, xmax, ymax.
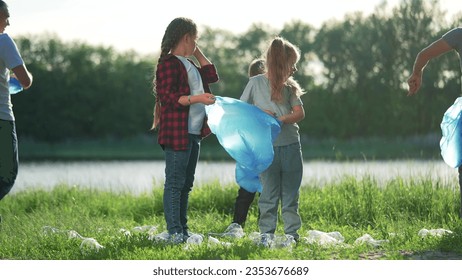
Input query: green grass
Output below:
<box><xmin>1</xmin><ymin>176</ymin><xmax>462</xmax><ymax>260</ymax></box>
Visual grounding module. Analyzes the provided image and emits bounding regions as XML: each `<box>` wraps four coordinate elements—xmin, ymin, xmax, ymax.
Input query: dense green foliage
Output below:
<box><xmin>12</xmin><ymin>35</ymin><xmax>155</xmax><ymax>141</ymax></box>
<box><xmin>1</xmin><ymin>177</ymin><xmax>462</xmax><ymax>260</ymax></box>
<box><xmin>10</xmin><ymin>0</ymin><xmax>462</xmax><ymax>142</ymax></box>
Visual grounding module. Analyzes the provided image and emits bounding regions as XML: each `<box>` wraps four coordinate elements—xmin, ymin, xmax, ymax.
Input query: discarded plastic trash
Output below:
<box><xmin>303</xmin><ymin>230</ymin><xmax>344</xmax><ymax>246</ymax></box>
<box><xmin>255</xmin><ymin>233</ymin><xmax>295</xmax><ymax>249</ymax></box>
<box><xmin>41</xmin><ymin>225</ymin><xmax>458</xmax><ymax>253</ymax></box>
<box><xmin>119</xmin><ymin>228</ymin><xmax>132</xmax><ymax>237</ymax></box>
<box><xmin>224</xmin><ymin>223</ymin><xmax>245</xmax><ymax>238</ymax></box>
<box><xmin>80</xmin><ymin>238</ymin><xmax>104</xmax><ymax>253</ymax></box>
<box><xmin>150</xmin><ymin>231</ymin><xmax>169</xmax><ymax>242</ymax></box>
<box><xmin>68</xmin><ymin>230</ymin><xmax>83</xmax><ymax>239</ymax></box>
<box><xmin>354</xmin><ymin>234</ymin><xmax>388</xmax><ymax>247</ymax></box>
<box><xmin>440</xmin><ymin>97</ymin><xmax>462</xmax><ymax>168</ymax></box>
<box><xmin>209</xmin><ymin>223</ymin><xmax>245</xmax><ymax>239</ymax></box>
<box><xmin>207</xmin><ymin>236</ymin><xmax>232</xmax><ymax>248</ymax></box>
<box><xmin>205</xmin><ymin>96</ymin><xmax>281</xmax><ymax>193</ymax></box>
<box><xmin>132</xmin><ymin>225</ymin><xmax>157</xmax><ymax>235</ymax></box>
<box><xmin>42</xmin><ymin>226</ymin><xmax>104</xmax><ymax>253</ymax></box>
<box><xmin>418</xmin><ymin>228</ymin><xmax>453</xmax><ymax>238</ymax></box>
<box><xmin>42</xmin><ymin>226</ymin><xmax>61</xmax><ymax>235</ymax></box>
<box><xmin>186</xmin><ymin>234</ymin><xmax>204</xmax><ymax>245</ymax></box>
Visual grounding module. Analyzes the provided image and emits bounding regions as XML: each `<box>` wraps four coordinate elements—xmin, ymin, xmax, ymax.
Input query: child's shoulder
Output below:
<box><xmin>249</xmin><ymin>74</ymin><xmax>266</xmax><ymax>82</ymax></box>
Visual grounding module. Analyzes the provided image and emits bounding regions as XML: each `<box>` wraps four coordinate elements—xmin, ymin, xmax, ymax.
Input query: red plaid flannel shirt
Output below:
<box><xmin>155</xmin><ymin>54</ymin><xmax>219</xmax><ymax>150</ymax></box>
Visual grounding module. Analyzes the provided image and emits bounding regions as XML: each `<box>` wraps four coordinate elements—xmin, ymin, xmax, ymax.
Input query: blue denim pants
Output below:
<box><xmin>258</xmin><ymin>142</ymin><xmax>303</xmax><ymax>239</ymax></box>
<box><xmin>163</xmin><ymin>134</ymin><xmax>201</xmax><ymax>235</ymax></box>
<box><xmin>0</xmin><ymin>120</ymin><xmax>18</xmax><ymax>201</ymax></box>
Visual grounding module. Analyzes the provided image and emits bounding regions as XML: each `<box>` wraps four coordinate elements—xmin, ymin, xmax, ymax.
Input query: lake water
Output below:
<box><xmin>11</xmin><ymin>160</ymin><xmax>459</xmax><ymax>195</ymax></box>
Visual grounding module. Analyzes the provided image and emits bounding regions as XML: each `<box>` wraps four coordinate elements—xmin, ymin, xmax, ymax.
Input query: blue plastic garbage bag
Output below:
<box><xmin>205</xmin><ymin>96</ymin><xmax>281</xmax><ymax>192</ymax></box>
<box><xmin>8</xmin><ymin>77</ymin><xmax>23</xmax><ymax>94</ymax></box>
<box><xmin>440</xmin><ymin>97</ymin><xmax>462</xmax><ymax>168</ymax></box>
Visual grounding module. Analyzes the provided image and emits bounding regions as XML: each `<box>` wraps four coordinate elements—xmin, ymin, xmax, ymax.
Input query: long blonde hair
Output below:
<box><xmin>265</xmin><ymin>37</ymin><xmax>304</xmax><ymax>102</ymax></box>
<box><xmin>152</xmin><ymin>17</ymin><xmax>198</xmax><ymax>130</ymax></box>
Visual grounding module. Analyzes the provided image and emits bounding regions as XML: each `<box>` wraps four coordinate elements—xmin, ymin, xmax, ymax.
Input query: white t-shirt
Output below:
<box><xmin>0</xmin><ymin>33</ymin><xmax>24</xmax><ymax>121</ymax></box>
<box><xmin>176</xmin><ymin>55</ymin><xmax>206</xmax><ymax>135</ymax></box>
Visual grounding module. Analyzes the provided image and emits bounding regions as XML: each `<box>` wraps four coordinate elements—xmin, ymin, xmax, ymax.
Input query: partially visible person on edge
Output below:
<box><xmin>240</xmin><ymin>37</ymin><xmax>305</xmax><ymax>244</ymax></box>
<box><xmin>225</xmin><ymin>58</ymin><xmax>266</xmax><ymax>233</ymax></box>
<box><xmin>407</xmin><ymin>27</ymin><xmax>462</xmax><ymax>218</ymax></box>
<box><xmin>0</xmin><ymin>1</ymin><xmax>33</xmax><ymax>222</ymax></box>
<box><xmin>153</xmin><ymin>17</ymin><xmax>218</xmax><ymax>243</ymax></box>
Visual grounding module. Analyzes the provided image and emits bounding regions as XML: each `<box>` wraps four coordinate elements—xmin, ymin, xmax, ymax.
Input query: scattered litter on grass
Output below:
<box><xmin>303</xmin><ymin>230</ymin><xmax>345</xmax><ymax>246</ymax></box>
<box><xmin>247</xmin><ymin>232</ymin><xmax>295</xmax><ymax>249</ymax></box>
<box><xmin>184</xmin><ymin>234</ymin><xmax>204</xmax><ymax>249</ymax></box>
<box><xmin>40</xmin><ymin>225</ymin><xmax>455</xmax><ymax>254</ymax></box>
<box><xmin>354</xmin><ymin>234</ymin><xmax>389</xmax><ymax>247</ymax></box>
<box><xmin>207</xmin><ymin>236</ymin><xmax>232</xmax><ymax>248</ymax></box>
<box><xmin>119</xmin><ymin>228</ymin><xmax>131</xmax><ymax>237</ymax></box>
<box><xmin>80</xmin><ymin>238</ymin><xmax>104</xmax><ymax>253</ymax></box>
<box><xmin>149</xmin><ymin>231</ymin><xmax>169</xmax><ymax>242</ymax></box>
<box><xmin>68</xmin><ymin>230</ymin><xmax>83</xmax><ymax>239</ymax></box>
<box><xmin>42</xmin><ymin>226</ymin><xmax>61</xmax><ymax>235</ymax></box>
<box><xmin>132</xmin><ymin>225</ymin><xmax>158</xmax><ymax>234</ymax></box>
<box><xmin>418</xmin><ymin>228</ymin><xmax>453</xmax><ymax>238</ymax></box>
<box><xmin>208</xmin><ymin>223</ymin><xmax>245</xmax><ymax>239</ymax></box>
<box><xmin>119</xmin><ymin>225</ymin><xmax>158</xmax><ymax>238</ymax></box>
<box><xmin>42</xmin><ymin>226</ymin><xmax>104</xmax><ymax>254</ymax></box>
<box><xmin>186</xmin><ymin>234</ymin><xmax>204</xmax><ymax>244</ymax></box>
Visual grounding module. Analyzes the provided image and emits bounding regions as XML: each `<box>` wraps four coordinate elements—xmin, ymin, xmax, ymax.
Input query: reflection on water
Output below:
<box><xmin>12</xmin><ymin>160</ymin><xmax>459</xmax><ymax>195</ymax></box>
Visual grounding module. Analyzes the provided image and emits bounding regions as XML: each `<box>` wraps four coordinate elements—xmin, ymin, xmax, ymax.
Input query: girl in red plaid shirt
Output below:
<box><xmin>153</xmin><ymin>17</ymin><xmax>218</xmax><ymax>244</ymax></box>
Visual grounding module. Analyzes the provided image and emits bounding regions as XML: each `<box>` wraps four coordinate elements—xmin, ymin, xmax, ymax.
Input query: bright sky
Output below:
<box><xmin>4</xmin><ymin>0</ymin><xmax>461</xmax><ymax>55</ymax></box>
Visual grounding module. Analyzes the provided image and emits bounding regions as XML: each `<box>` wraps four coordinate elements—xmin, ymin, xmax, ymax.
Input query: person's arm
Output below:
<box><xmin>11</xmin><ymin>64</ymin><xmax>33</xmax><ymax>89</ymax></box>
<box><xmin>279</xmin><ymin>105</ymin><xmax>305</xmax><ymax>124</ymax></box>
<box><xmin>407</xmin><ymin>39</ymin><xmax>453</xmax><ymax>96</ymax></box>
<box><xmin>193</xmin><ymin>46</ymin><xmax>212</xmax><ymax>66</ymax></box>
<box><xmin>178</xmin><ymin>93</ymin><xmax>215</xmax><ymax>106</ymax></box>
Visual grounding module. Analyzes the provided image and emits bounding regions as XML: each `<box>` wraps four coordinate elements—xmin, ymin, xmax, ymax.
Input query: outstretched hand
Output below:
<box><xmin>407</xmin><ymin>73</ymin><xmax>422</xmax><ymax>96</ymax></box>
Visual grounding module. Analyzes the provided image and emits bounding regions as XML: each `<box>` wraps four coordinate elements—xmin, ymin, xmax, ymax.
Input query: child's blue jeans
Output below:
<box><xmin>163</xmin><ymin>134</ymin><xmax>201</xmax><ymax>236</ymax></box>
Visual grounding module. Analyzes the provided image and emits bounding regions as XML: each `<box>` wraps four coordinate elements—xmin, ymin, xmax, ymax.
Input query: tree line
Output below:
<box><xmin>11</xmin><ymin>0</ymin><xmax>462</xmax><ymax>142</ymax></box>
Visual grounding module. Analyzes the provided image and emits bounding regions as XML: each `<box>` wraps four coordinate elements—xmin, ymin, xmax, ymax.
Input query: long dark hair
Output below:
<box><xmin>152</xmin><ymin>17</ymin><xmax>198</xmax><ymax>130</ymax></box>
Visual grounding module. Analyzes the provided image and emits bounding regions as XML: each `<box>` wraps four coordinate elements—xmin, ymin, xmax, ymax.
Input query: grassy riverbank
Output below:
<box><xmin>18</xmin><ymin>134</ymin><xmax>441</xmax><ymax>161</ymax></box>
<box><xmin>1</xmin><ymin>176</ymin><xmax>461</xmax><ymax>260</ymax></box>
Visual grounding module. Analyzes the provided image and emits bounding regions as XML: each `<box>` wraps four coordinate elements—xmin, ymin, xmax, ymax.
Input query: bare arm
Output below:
<box><xmin>178</xmin><ymin>93</ymin><xmax>216</xmax><ymax>106</ymax></box>
<box><xmin>407</xmin><ymin>39</ymin><xmax>453</xmax><ymax>96</ymax></box>
<box><xmin>193</xmin><ymin>46</ymin><xmax>212</xmax><ymax>67</ymax></box>
<box><xmin>279</xmin><ymin>105</ymin><xmax>305</xmax><ymax>124</ymax></box>
<box><xmin>11</xmin><ymin>64</ymin><xmax>33</xmax><ymax>89</ymax></box>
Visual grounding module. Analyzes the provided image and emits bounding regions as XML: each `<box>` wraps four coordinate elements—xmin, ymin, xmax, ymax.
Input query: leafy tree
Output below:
<box><xmin>9</xmin><ymin>0</ymin><xmax>462</xmax><ymax>143</ymax></box>
<box><xmin>12</xmin><ymin>35</ymin><xmax>154</xmax><ymax>141</ymax></box>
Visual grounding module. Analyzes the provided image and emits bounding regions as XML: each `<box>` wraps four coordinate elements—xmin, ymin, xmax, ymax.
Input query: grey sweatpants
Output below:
<box><xmin>258</xmin><ymin>142</ymin><xmax>303</xmax><ymax>238</ymax></box>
